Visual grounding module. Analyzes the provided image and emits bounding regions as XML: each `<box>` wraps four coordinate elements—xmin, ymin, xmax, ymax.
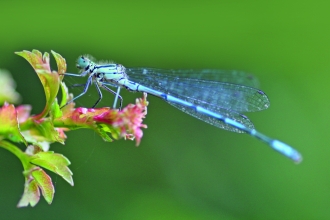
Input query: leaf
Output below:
<box><xmin>51</xmin><ymin>50</ymin><xmax>67</xmax><ymax>76</ymax></box>
<box><xmin>59</xmin><ymin>81</ymin><xmax>74</xmax><ymax>111</ymax></box>
<box><xmin>16</xmin><ymin>105</ymin><xmax>32</xmax><ymax>123</ymax></box>
<box><xmin>21</xmin><ymin>119</ymin><xmax>66</xmax><ymax>151</ymax></box>
<box><xmin>95</xmin><ymin>123</ymin><xmax>116</xmax><ymax>142</ymax></box>
<box><xmin>50</xmin><ymin>98</ymin><xmax>62</xmax><ymax>119</ymax></box>
<box><xmin>15</xmin><ymin>50</ymin><xmax>64</xmax><ymax>120</ymax></box>
<box><xmin>17</xmin><ymin>179</ymin><xmax>40</xmax><ymax>207</ymax></box>
<box><xmin>0</xmin><ymin>103</ymin><xmax>27</xmax><ymax>144</ymax></box>
<box><xmin>52</xmin><ymin>93</ymin><xmax>149</xmax><ymax>145</ymax></box>
<box><xmin>31</xmin><ymin>168</ymin><xmax>54</xmax><ymax>205</ymax></box>
<box><xmin>17</xmin><ymin>167</ymin><xmax>55</xmax><ymax>207</ymax></box>
<box><xmin>31</xmin><ymin>151</ymin><xmax>73</xmax><ymax>186</ymax></box>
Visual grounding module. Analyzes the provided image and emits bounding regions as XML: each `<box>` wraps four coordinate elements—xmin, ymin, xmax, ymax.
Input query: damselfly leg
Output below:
<box><xmin>60</xmin><ymin>73</ymin><xmax>123</xmax><ymax>109</ymax></box>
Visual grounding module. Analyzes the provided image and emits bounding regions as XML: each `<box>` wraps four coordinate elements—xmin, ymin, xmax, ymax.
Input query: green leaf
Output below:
<box><xmin>0</xmin><ymin>103</ymin><xmax>27</xmax><ymax>144</ymax></box>
<box><xmin>51</xmin><ymin>50</ymin><xmax>67</xmax><ymax>76</ymax></box>
<box><xmin>50</xmin><ymin>98</ymin><xmax>62</xmax><ymax>119</ymax></box>
<box><xmin>15</xmin><ymin>50</ymin><xmax>63</xmax><ymax>120</ymax></box>
<box><xmin>17</xmin><ymin>167</ymin><xmax>55</xmax><ymax>207</ymax></box>
<box><xmin>31</xmin><ymin>168</ymin><xmax>54</xmax><ymax>205</ymax></box>
<box><xmin>31</xmin><ymin>151</ymin><xmax>74</xmax><ymax>186</ymax></box>
<box><xmin>22</xmin><ymin>118</ymin><xmax>66</xmax><ymax>150</ymax></box>
<box><xmin>58</xmin><ymin>81</ymin><xmax>74</xmax><ymax>111</ymax></box>
<box><xmin>95</xmin><ymin>123</ymin><xmax>115</xmax><ymax>142</ymax></box>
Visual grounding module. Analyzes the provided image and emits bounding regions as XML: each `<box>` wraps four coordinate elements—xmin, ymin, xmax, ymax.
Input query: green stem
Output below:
<box><xmin>19</xmin><ymin>116</ymin><xmax>89</xmax><ymax>131</ymax></box>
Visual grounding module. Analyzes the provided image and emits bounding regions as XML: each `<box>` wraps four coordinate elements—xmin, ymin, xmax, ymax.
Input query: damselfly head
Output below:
<box><xmin>76</xmin><ymin>56</ymin><xmax>90</xmax><ymax>69</ymax></box>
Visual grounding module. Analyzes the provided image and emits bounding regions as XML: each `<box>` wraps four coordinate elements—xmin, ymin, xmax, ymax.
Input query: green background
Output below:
<box><xmin>0</xmin><ymin>0</ymin><xmax>329</xmax><ymax>219</ymax></box>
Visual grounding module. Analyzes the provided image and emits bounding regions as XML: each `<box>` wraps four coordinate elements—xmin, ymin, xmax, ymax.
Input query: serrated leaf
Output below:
<box><xmin>17</xmin><ymin>179</ymin><xmax>40</xmax><ymax>207</ymax></box>
<box><xmin>59</xmin><ymin>81</ymin><xmax>75</xmax><ymax>111</ymax></box>
<box><xmin>94</xmin><ymin>124</ymin><xmax>115</xmax><ymax>142</ymax></box>
<box><xmin>20</xmin><ymin>131</ymin><xmax>51</xmax><ymax>152</ymax></box>
<box><xmin>15</xmin><ymin>50</ymin><xmax>62</xmax><ymax>120</ymax></box>
<box><xmin>50</xmin><ymin>98</ymin><xmax>63</xmax><ymax>119</ymax></box>
<box><xmin>0</xmin><ymin>103</ymin><xmax>27</xmax><ymax>144</ymax></box>
<box><xmin>31</xmin><ymin>151</ymin><xmax>73</xmax><ymax>186</ymax></box>
<box><xmin>24</xmin><ymin>119</ymin><xmax>66</xmax><ymax>146</ymax></box>
<box><xmin>31</xmin><ymin>168</ymin><xmax>54</xmax><ymax>205</ymax></box>
<box><xmin>51</xmin><ymin>50</ymin><xmax>67</xmax><ymax>77</ymax></box>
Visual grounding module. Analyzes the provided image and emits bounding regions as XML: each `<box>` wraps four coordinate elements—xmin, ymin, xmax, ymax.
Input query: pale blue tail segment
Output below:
<box><xmin>271</xmin><ymin>140</ymin><xmax>302</xmax><ymax>163</ymax></box>
<box><xmin>134</xmin><ymin>83</ymin><xmax>302</xmax><ymax>162</ymax></box>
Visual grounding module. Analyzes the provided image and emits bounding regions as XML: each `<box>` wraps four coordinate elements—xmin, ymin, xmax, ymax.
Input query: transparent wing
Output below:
<box><xmin>125</xmin><ymin>68</ymin><xmax>270</xmax><ymax>133</ymax></box>
<box><xmin>126</xmin><ymin>68</ymin><xmax>270</xmax><ymax>112</ymax></box>
<box><xmin>127</xmin><ymin>68</ymin><xmax>260</xmax><ymax>87</ymax></box>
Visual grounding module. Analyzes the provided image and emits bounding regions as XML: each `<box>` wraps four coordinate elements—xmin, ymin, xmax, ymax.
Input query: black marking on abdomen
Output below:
<box><xmin>160</xmin><ymin>94</ymin><xmax>168</xmax><ymax>101</ymax></box>
<box><xmin>189</xmin><ymin>105</ymin><xmax>197</xmax><ymax>111</ymax></box>
<box><xmin>90</xmin><ymin>66</ymin><xmax>96</xmax><ymax>73</ymax></box>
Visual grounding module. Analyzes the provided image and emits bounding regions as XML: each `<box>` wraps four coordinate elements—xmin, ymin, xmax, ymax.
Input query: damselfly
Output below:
<box><xmin>63</xmin><ymin>55</ymin><xmax>302</xmax><ymax>162</ymax></box>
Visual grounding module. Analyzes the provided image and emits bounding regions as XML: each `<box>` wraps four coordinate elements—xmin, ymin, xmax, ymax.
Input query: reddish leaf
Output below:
<box><xmin>31</xmin><ymin>168</ymin><xmax>54</xmax><ymax>205</ymax></box>
<box><xmin>16</xmin><ymin>105</ymin><xmax>32</xmax><ymax>123</ymax></box>
<box><xmin>15</xmin><ymin>50</ymin><xmax>64</xmax><ymax>120</ymax></box>
<box><xmin>0</xmin><ymin>103</ymin><xmax>26</xmax><ymax>144</ymax></box>
<box><xmin>31</xmin><ymin>151</ymin><xmax>73</xmax><ymax>186</ymax></box>
<box><xmin>51</xmin><ymin>50</ymin><xmax>67</xmax><ymax>77</ymax></box>
<box><xmin>17</xmin><ymin>179</ymin><xmax>40</xmax><ymax>207</ymax></box>
<box><xmin>21</xmin><ymin>118</ymin><xmax>66</xmax><ymax>151</ymax></box>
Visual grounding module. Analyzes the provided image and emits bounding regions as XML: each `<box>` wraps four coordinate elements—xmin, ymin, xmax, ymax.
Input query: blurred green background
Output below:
<box><xmin>0</xmin><ymin>0</ymin><xmax>329</xmax><ymax>219</ymax></box>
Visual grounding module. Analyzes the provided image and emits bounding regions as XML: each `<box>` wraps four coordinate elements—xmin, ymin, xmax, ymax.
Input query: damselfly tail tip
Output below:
<box><xmin>271</xmin><ymin>140</ymin><xmax>302</xmax><ymax>163</ymax></box>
